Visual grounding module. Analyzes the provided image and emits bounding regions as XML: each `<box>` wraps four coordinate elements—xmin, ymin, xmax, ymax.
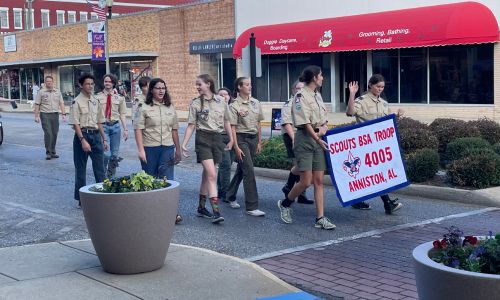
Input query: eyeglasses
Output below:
<box><xmin>154</xmin><ymin>87</ymin><xmax>166</xmax><ymax>90</ymax></box>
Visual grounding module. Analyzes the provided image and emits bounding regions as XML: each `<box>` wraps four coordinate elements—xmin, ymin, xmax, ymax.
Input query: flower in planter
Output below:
<box><xmin>91</xmin><ymin>171</ymin><xmax>171</xmax><ymax>193</ymax></box>
<box><xmin>429</xmin><ymin>226</ymin><xmax>500</xmax><ymax>275</ymax></box>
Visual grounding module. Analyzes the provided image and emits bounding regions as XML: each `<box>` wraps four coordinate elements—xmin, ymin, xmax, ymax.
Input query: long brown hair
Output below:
<box><xmin>145</xmin><ymin>78</ymin><xmax>172</xmax><ymax>107</ymax></box>
<box><xmin>233</xmin><ymin>76</ymin><xmax>248</xmax><ymax>98</ymax></box>
<box><xmin>197</xmin><ymin>74</ymin><xmax>216</xmax><ymax>111</ymax></box>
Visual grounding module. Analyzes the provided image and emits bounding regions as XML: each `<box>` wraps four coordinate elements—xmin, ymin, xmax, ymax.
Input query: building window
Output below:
<box><xmin>41</xmin><ymin>9</ymin><xmax>50</xmax><ymax>28</ymax></box>
<box><xmin>24</xmin><ymin>8</ymin><xmax>35</xmax><ymax>29</ymax></box>
<box><xmin>0</xmin><ymin>8</ymin><xmax>9</xmax><ymax>29</ymax></box>
<box><xmin>90</xmin><ymin>12</ymin><xmax>98</xmax><ymax>20</ymax></box>
<box><xmin>13</xmin><ymin>8</ymin><xmax>23</xmax><ymax>29</ymax></box>
<box><xmin>200</xmin><ymin>53</ymin><xmax>236</xmax><ymax>92</ymax></box>
<box><xmin>79</xmin><ymin>11</ymin><xmax>88</xmax><ymax>22</ymax></box>
<box><xmin>372</xmin><ymin>50</ymin><xmax>398</xmax><ymax>103</ymax></box>
<box><xmin>430</xmin><ymin>44</ymin><xmax>493</xmax><ymax>104</ymax></box>
<box><xmin>400</xmin><ymin>48</ymin><xmax>427</xmax><ymax>104</ymax></box>
<box><xmin>56</xmin><ymin>10</ymin><xmax>65</xmax><ymax>25</ymax></box>
<box><xmin>68</xmin><ymin>11</ymin><xmax>76</xmax><ymax>23</ymax></box>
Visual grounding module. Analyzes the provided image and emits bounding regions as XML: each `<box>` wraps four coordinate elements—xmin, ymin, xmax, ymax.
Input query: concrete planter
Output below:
<box><xmin>413</xmin><ymin>241</ymin><xmax>500</xmax><ymax>300</ymax></box>
<box><xmin>79</xmin><ymin>181</ymin><xmax>179</xmax><ymax>275</ymax></box>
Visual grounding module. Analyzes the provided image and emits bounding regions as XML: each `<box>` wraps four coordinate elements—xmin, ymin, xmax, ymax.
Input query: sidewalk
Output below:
<box><xmin>0</xmin><ymin>241</ymin><xmax>303</xmax><ymax>300</ymax></box>
<box><xmin>255</xmin><ymin>208</ymin><xmax>500</xmax><ymax>300</ymax></box>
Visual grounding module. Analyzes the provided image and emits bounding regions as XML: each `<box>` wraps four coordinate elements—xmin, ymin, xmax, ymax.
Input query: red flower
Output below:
<box><xmin>441</xmin><ymin>239</ymin><xmax>447</xmax><ymax>249</ymax></box>
<box><xmin>463</xmin><ymin>236</ymin><xmax>478</xmax><ymax>246</ymax></box>
<box><xmin>433</xmin><ymin>240</ymin><xmax>441</xmax><ymax>249</ymax></box>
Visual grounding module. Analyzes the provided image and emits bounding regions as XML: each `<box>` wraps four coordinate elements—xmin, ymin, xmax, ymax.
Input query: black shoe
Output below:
<box><xmin>175</xmin><ymin>214</ymin><xmax>182</xmax><ymax>224</ymax></box>
<box><xmin>212</xmin><ymin>211</ymin><xmax>224</xmax><ymax>224</ymax></box>
<box><xmin>384</xmin><ymin>198</ymin><xmax>403</xmax><ymax>215</ymax></box>
<box><xmin>78</xmin><ymin>201</ymin><xmax>82</xmax><ymax>209</ymax></box>
<box><xmin>297</xmin><ymin>193</ymin><xmax>314</xmax><ymax>205</ymax></box>
<box><xmin>51</xmin><ymin>153</ymin><xmax>59</xmax><ymax>158</ymax></box>
<box><xmin>45</xmin><ymin>154</ymin><xmax>51</xmax><ymax>160</ymax></box>
<box><xmin>351</xmin><ymin>201</ymin><xmax>372</xmax><ymax>210</ymax></box>
<box><xmin>197</xmin><ymin>207</ymin><xmax>213</xmax><ymax>219</ymax></box>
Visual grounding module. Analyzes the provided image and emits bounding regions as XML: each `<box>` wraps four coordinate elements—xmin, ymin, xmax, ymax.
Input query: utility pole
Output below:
<box><xmin>104</xmin><ymin>0</ymin><xmax>113</xmax><ymax>74</ymax></box>
<box><xmin>249</xmin><ymin>33</ymin><xmax>257</xmax><ymax>96</ymax></box>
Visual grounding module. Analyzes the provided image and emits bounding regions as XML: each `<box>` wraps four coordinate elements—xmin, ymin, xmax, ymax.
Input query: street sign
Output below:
<box><xmin>241</xmin><ymin>45</ymin><xmax>262</xmax><ymax>77</ymax></box>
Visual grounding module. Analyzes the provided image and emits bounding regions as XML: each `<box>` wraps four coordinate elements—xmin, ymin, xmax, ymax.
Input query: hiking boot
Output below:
<box><xmin>315</xmin><ymin>216</ymin><xmax>336</xmax><ymax>230</ymax></box>
<box><xmin>212</xmin><ymin>211</ymin><xmax>224</xmax><ymax>224</ymax></box>
<box><xmin>384</xmin><ymin>198</ymin><xmax>403</xmax><ymax>215</ymax></box>
<box><xmin>246</xmin><ymin>209</ymin><xmax>266</xmax><ymax>217</ymax></box>
<box><xmin>297</xmin><ymin>193</ymin><xmax>314</xmax><ymax>205</ymax></box>
<box><xmin>351</xmin><ymin>201</ymin><xmax>371</xmax><ymax>210</ymax></box>
<box><xmin>197</xmin><ymin>207</ymin><xmax>213</xmax><ymax>219</ymax></box>
<box><xmin>229</xmin><ymin>201</ymin><xmax>240</xmax><ymax>209</ymax></box>
<box><xmin>277</xmin><ymin>200</ymin><xmax>292</xmax><ymax>224</ymax></box>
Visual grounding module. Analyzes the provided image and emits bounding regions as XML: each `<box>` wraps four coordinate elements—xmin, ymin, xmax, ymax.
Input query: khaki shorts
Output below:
<box><xmin>293</xmin><ymin>129</ymin><xmax>327</xmax><ymax>172</ymax></box>
<box><xmin>195</xmin><ymin>130</ymin><xmax>223</xmax><ymax>164</ymax></box>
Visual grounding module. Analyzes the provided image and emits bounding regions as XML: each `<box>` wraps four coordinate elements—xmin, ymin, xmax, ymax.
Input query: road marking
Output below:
<box><xmin>14</xmin><ymin>217</ymin><xmax>38</xmax><ymax>228</ymax></box>
<box><xmin>1</xmin><ymin>202</ymin><xmax>72</xmax><ymax>221</ymax></box>
<box><xmin>245</xmin><ymin>207</ymin><xmax>499</xmax><ymax>261</ymax></box>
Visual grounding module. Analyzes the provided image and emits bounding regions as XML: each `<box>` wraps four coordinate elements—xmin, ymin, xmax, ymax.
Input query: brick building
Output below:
<box><xmin>0</xmin><ymin>0</ymin><xmax>234</xmax><ymax>110</ymax></box>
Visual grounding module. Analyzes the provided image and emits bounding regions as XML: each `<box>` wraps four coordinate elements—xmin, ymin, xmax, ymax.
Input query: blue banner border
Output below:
<box><xmin>323</xmin><ymin>114</ymin><xmax>411</xmax><ymax>207</ymax></box>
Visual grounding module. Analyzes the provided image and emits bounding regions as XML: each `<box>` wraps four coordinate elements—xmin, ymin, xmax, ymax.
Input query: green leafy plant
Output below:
<box><xmin>396</xmin><ymin>116</ymin><xmax>429</xmax><ymax>131</ymax></box>
<box><xmin>254</xmin><ymin>136</ymin><xmax>293</xmax><ymax>170</ymax></box>
<box><xmin>447</xmin><ymin>150</ymin><xmax>500</xmax><ymax>188</ymax></box>
<box><xmin>429</xmin><ymin>118</ymin><xmax>481</xmax><ymax>154</ymax></box>
<box><xmin>405</xmin><ymin>148</ymin><xmax>440</xmax><ymax>183</ymax></box>
<box><xmin>399</xmin><ymin>128</ymin><xmax>439</xmax><ymax>154</ymax></box>
<box><xmin>92</xmin><ymin>171</ymin><xmax>170</xmax><ymax>193</ymax></box>
<box><xmin>430</xmin><ymin>226</ymin><xmax>500</xmax><ymax>275</ymax></box>
<box><xmin>444</xmin><ymin>137</ymin><xmax>493</xmax><ymax>164</ymax></box>
<box><xmin>494</xmin><ymin>143</ymin><xmax>500</xmax><ymax>156</ymax></box>
<box><xmin>468</xmin><ymin>118</ymin><xmax>500</xmax><ymax>145</ymax></box>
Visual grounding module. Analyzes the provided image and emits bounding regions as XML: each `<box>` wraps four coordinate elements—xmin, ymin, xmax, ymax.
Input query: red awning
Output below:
<box><xmin>233</xmin><ymin>2</ymin><xmax>499</xmax><ymax>58</ymax></box>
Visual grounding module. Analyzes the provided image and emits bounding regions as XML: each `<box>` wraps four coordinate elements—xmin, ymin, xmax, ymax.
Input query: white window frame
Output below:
<box><xmin>90</xmin><ymin>12</ymin><xmax>98</xmax><ymax>20</ymax></box>
<box><xmin>13</xmin><ymin>8</ymin><xmax>23</xmax><ymax>29</ymax></box>
<box><xmin>67</xmin><ymin>11</ymin><xmax>76</xmax><ymax>23</ymax></box>
<box><xmin>0</xmin><ymin>8</ymin><xmax>9</xmax><ymax>29</ymax></box>
<box><xmin>41</xmin><ymin>9</ymin><xmax>50</xmax><ymax>28</ymax></box>
<box><xmin>79</xmin><ymin>11</ymin><xmax>88</xmax><ymax>22</ymax></box>
<box><xmin>24</xmin><ymin>8</ymin><xmax>35</xmax><ymax>29</ymax></box>
<box><xmin>56</xmin><ymin>10</ymin><xmax>65</xmax><ymax>25</ymax></box>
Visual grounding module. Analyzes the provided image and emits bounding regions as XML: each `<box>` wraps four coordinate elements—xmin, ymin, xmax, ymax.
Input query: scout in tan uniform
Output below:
<box><xmin>134</xmin><ymin>78</ymin><xmax>182</xmax><ymax>224</ymax></box>
<box><xmin>68</xmin><ymin>74</ymin><xmax>108</xmax><ymax>207</ymax></box>
<box><xmin>216</xmin><ymin>87</ymin><xmax>235</xmax><ymax>202</ymax></box>
<box><xmin>34</xmin><ymin>76</ymin><xmax>66</xmax><ymax>160</ymax></box>
<box><xmin>225</xmin><ymin>77</ymin><xmax>266</xmax><ymax>216</ymax></box>
<box><xmin>346</xmin><ymin>74</ymin><xmax>403</xmax><ymax>214</ymax></box>
<box><xmin>277</xmin><ymin>66</ymin><xmax>336</xmax><ymax>230</ymax></box>
<box><xmin>133</xmin><ymin>76</ymin><xmax>150</xmax><ymax>120</ymax></box>
<box><xmin>97</xmin><ymin>74</ymin><xmax>128</xmax><ymax>178</ymax></box>
<box><xmin>181</xmin><ymin>74</ymin><xmax>233</xmax><ymax>224</ymax></box>
<box><xmin>281</xmin><ymin>80</ymin><xmax>314</xmax><ymax>205</ymax></box>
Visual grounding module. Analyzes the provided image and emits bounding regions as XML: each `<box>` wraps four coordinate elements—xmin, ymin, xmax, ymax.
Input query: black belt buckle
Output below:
<box><xmin>82</xmin><ymin>128</ymin><xmax>98</xmax><ymax>134</ymax></box>
<box><xmin>105</xmin><ymin>121</ymin><xmax>118</xmax><ymax>126</ymax></box>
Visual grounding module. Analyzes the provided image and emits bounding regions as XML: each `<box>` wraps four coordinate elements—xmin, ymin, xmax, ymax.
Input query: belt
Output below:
<box><xmin>237</xmin><ymin>132</ymin><xmax>257</xmax><ymax>138</ymax></box>
<box><xmin>105</xmin><ymin>120</ymin><xmax>119</xmax><ymax>126</ymax></box>
<box><xmin>297</xmin><ymin>127</ymin><xmax>319</xmax><ymax>133</ymax></box>
<box><xmin>81</xmin><ymin>128</ymin><xmax>99</xmax><ymax>134</ymax></box>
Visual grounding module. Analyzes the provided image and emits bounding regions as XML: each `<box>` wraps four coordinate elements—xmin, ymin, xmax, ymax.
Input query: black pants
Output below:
<box><xmin>73</xmin><ymin>132</ymin><xmax>105</xmax><ymax>201</ymax></box>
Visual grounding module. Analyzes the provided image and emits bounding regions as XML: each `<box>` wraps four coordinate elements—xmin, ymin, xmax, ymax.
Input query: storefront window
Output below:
<box><xmin>130</xmin><ymin>62</ymin><xmax>153</xmax><ymax>99</ymax></box>
<box><xmin>59</xmin><ymin>65</ymin><xmax>74</xmax><ymax>102</ymax></box>
<box><xmin>268</xmin><ymin>55</ymin><xmax>287</xmax><ymax>102</ymax></box>
<box><xmin>200</xmin><ymin>54</ymin><xmax>220</xmax><ymax>88</ymax></box>
<box><xmin>400</xmin><ymin>48</ymin><xmax>427</xmax><ymax>104</ymax></box>
<box><xmin>372</xmin><ymin>50</ymin><xmax>398</xmax><ymax>103</ymax></box>
<box><xmin>9</xmin><ymin>70</ymin><xmax>20</xmax><ymax>100</ymax></box>
<box><xmin>429</xmin><ymin>44</ymin><xmax>493</xmax><ymax>104</ymax></box>
<box><xmin>0</xmin><ymin>70</ymin><xmax>9</xmax><ymax>99</ymax></box>
<box><xmin>200</xmin><ymin>53</ymin><xmax>236</xmax><ymax>90</ymax></box>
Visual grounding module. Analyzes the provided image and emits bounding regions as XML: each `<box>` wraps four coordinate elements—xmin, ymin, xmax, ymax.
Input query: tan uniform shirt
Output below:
<box><xmin>134</xmin><ymin>101</ymin><xmax>179</xmax><ymax>147</ymax></box>
<box><xmin>352</xmin><ymin>92</ymin><xmax>390</xmax><ymax>123</ymax></box>
<box><xmin>34</xmin><ymin>88</ymin><xmax>64</xmax><ymax>113</ymax></box>
<box><xmin>96</xmin><ymin>90</ymin><xmax>126</xmax><ymax>122</ymax></box>
<box><xmin>292</xmin><ymin>86</ymin><xmax>328</xmax><ymax>129</ymax></box>
<box><xmin>133</xmin><ymin>94</ymin><xmax>146</xmax><ymax>119</ymax></box>
<box><xmin>68</xmin><ymin>93</ymin><xmax>105</xmax><ymax>129</ymax></box>
<box><xmin>281</xmin><ymin>97</ymin><xmax>294</xmax><ymax>134</ymax></box>
<box><xmin>229</xmin><ymin>96</ymin><xmax>264</xmax><ymax>135</ymax></box>
<box><xmin>187</xmin><ymin>95</ymin><xmax>230</xmax><ymax>133</ymax></box>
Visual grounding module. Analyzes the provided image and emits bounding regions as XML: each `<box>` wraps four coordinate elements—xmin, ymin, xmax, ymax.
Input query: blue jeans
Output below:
<box><xmin>141</xmin><ymin>145</ymin><xmax>176</xmax><ymax>180</ymax></box>
<box><xmin>103</xmin><ymin>122</ymin><xmax>121</xmax><ymax>172</ymax></box>
<box><xmin>73</xmin><ymin>132</ymin><xmax>105</xmax><ymax>201</ymax></box>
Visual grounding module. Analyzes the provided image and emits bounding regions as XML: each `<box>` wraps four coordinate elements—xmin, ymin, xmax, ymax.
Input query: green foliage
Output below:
<box><xmin>333</xmin><ymin>121</ymin><xmax>357</xmax><ymax>128</ymax></box>
<box><xmin>445</xmin><ymin>137</ymin><xmax>493</xmax><ymax>163</ymax></box>
<box><xmin>405</xmin><ymin>148</ymin><xmax>440</xmax><ymax>182</ymax></box>
<box><xmin>447</xmin><ymin>150</ymin><xmax>500</xmax><ymax>188</ymax></box>
<box><xmin>430</xmin><ymin>227</ymin><xmax>500</xmax><ymax>275</ymax></box>
<box><xmin>399</xmin><ymin>128</ymin><xmax>438</xmax><ymax>154</ymax></box>
<box><xmin>92</xmin><ymin>171</ymin><xmax>170</xmax><ymax>193</ymax></box>
<box><xmin>254</xmin><ymin>136</ymin><xmax>293</xmax><ymax>170</ymax></box>
<box><xmin>429</xmin><ymin>118</ymin><xmax>481</xmax><ymax>154</ymax></box>
<box><xmin>468</xmin><ymin>118</ymin><xmax>500</xmax><ymax>145</ymax></box>
<box><xmin>494</xmin><ymin>143</ymin><xmax>500</xmax><ymax>156</ymax></box>
<box><xmin>396</xmin><ymin>116</ymin><xmax>429</xmax><ymax>131</ymax></box>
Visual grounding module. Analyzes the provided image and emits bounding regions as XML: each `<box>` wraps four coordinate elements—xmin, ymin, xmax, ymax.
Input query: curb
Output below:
<box><xmin>253</xmin><ymin>167</ymin><xmax>500</xmax><ymax>208</ymax></box>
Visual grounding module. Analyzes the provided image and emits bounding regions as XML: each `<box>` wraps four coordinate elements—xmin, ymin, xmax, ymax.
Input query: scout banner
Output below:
<box><xmin>324</xmin><ymin>114</ymin><xmax>409</xmax><ymax>207</ymax></box>
<box><xmin>92</xmin><ymin>32</ymin><xmax>105</xmax><ymax>61</ymax></box>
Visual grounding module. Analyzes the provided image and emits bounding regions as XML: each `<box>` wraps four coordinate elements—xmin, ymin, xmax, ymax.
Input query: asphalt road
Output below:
<box><xmin>0</xmin><ymin>112</ymin><xmax>487</xmax><ymax>259</ymax></box>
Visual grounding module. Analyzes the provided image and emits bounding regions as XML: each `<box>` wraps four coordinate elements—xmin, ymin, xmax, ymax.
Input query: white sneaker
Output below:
<box><xmin>246</xmin><ymin>209</ymin><xmax>266</xmax><ymax>217</ymax></box>
<box><xmin>229</xmin><ymin>201</ymin><xmax>240</xmax><ymax>209</ymax></box>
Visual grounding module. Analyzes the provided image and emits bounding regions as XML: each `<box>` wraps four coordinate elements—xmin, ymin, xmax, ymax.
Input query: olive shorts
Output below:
<box><xmin>293</xmin><ymin>129</ymin><xmax>327</xmax><ymax>172</ymax></box>
<box><xmin>195</xmin><ymin>129</ymin><xmax>223</xmax><ymax>164</ymax></box>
